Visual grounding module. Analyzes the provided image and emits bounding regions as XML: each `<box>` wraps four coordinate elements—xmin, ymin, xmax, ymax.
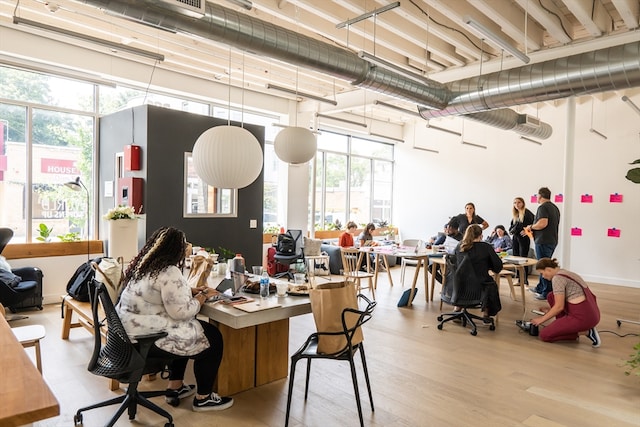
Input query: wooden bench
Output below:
<box><xmin>60</xmin><ymin>295</ymin><xmax>106</xmax><ymax>341</ymax></box>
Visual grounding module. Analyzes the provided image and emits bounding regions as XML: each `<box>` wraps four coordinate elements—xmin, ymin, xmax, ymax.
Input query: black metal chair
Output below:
<box><xmin>437</xmin><ymin>253</ymin><xmax>496</xmax><ymax>336</ymax></box>
<box><xmin>274</xmin><ymin>229</ymin><xmax>304</xmax><ymax>281</ymax></box>
<box><xmin>74</xmin><ymin>281</ymin><xmax>174</xmax><ymax>427</ymax></box>
<box><xmin>0</xmin><ymin>227</ymin><xmax>43</xmax><ymax>313</ymax></box>
<box><xmin>285</xmin><ymin>294</ymin><xmax>376</xmax><ymax>427</ymax></box>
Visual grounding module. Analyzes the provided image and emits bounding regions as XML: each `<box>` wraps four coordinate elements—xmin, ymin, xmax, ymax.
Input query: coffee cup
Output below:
<box><xmin>276</xmin><ymin>282</ymin><xmax>288</xmax><ymax>297</ymax></box>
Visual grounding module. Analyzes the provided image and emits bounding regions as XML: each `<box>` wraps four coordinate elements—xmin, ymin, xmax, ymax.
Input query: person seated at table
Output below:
<box><xmin>484</xmin><ymin>225</ymin><xmax>512</xmax><ymax>252</ymax></box>
<box><xmin>530</xmin><ymin>258</ymin><xmax>601</xmax><ymax>347</ymax></box>
<box><xmin>357</xmin><ymin>223</ymin><xmax>378</xmax><ymax>247</ymax></box>
<box><xmin>357</xmin><ymin>222</ymin><xmax>384</xmax><ymax>271</ymax></box>
<box><xmin>432</xmin><ymin>217</ymin><xmax>463</xmax><ymax>283</ymax></box>
<box><xmin>429</xmin><ymin>223</ymin><xmax>448</xmax><ymax>246</ymax></box>
<box><xmin>454</xmin><ymin>224</ymin><xmax>503</xmax><ymax>322</ymax></box>
<box><xmin>339</xmin><ymin>221</ymin><xmax>358</xmax><ymax>247</ymax></box>
<box><xmin>116</xmin><ymin>226</ymin><xmax>234</xmax><ymax>411</ymax></box>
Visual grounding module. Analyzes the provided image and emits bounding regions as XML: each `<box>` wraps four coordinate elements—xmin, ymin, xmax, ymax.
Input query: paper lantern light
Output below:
<box><xmin>274</xmin><ymin>126</ymin><xmax>317</xmax><ymax>164</ymax></box>
<box><xmin>192</xmin><ymin>126</ymin><xmax>263</xmax><ymax>189</ymax></box>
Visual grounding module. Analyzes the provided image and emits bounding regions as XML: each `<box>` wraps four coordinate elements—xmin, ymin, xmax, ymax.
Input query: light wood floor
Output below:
<box><xmin>12</xmin><ymin>267</ymin><xmax>640</xmax><ymax>427</ymax></box>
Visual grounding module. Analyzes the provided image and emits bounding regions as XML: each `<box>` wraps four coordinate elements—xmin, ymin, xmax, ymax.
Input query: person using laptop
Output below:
<box><xmin>116</xmin><ymin>227</ymin><xmax>234</xmax><ymax>412</ymax></box>
<box><xmin>431</xmin><ymin>217</ymin><xmax>463</xmax><ymax>283</ymax></box>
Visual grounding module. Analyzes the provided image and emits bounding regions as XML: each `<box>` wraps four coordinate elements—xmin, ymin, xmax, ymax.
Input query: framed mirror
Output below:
<box><xmin>184</xmin><ymin>152</ymin><xmax>237</xmax><ymax>217</ymax></box>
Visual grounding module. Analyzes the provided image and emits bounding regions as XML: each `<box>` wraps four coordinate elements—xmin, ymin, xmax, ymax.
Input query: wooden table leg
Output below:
<box><xmin>383</xmin><ymin>254</ymin><xmax>393</xmax><ymax>286</ymax></box>
<box><xmin>256</xmin><ymin>319</ymin><xmax>289</xmax><ymax>387</ymax></box>
<box><xmin>407</xmin><ymin>261</ymin><xmax>422</xmax><ymax>307</ymax></box>
<box><xmin>372</xmin><ymin>253</ymin><xmax>379</xmax><ymax>290</ymax></box>
<box><xmin>215</xmin><ymin>323</ymin><xmax>256</xmax><ymax>396</ymax></box>
<box><xmin>422</xmin><ymin>259</ymin><xmax>429</xmax><ymax>301</ymax></box>
<box><xmin>517</xmin><ymin>266</ymin><xmax>527</xmax><ymax>315</ymax></box>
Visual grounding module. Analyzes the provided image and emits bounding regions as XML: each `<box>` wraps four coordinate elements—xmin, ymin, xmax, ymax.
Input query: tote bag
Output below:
<box><xmin>92</xmin><ymin>256</ymin><xmax>124</xmax><ymax>303</ymax></box>
<box><xmin>310</xmin><ymin>281</ymin><xmax>363</xmax><ymax>354</ymax></box>
<box><xmin>187</xmin><ymin>255</ymin><xmax>214</xmax><ymax>288</ymax></box>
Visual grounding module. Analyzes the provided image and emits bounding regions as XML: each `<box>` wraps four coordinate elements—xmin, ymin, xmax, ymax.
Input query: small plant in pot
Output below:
<box><xmin>36</xmin><ymin>223</ymin><xmax>53</xmax><ymax>242</ymax></box>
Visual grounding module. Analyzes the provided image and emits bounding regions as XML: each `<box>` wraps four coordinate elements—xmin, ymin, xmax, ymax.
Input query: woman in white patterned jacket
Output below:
<box><xmin>117</xmin><ymin>226</ymin><xmax>233</xmax><ymax>412</ymax></box>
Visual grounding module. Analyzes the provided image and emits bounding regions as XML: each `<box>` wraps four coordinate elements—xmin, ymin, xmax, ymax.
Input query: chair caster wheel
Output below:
<box><xmin>489</xmin><ymin>325</ymin><xmax>496</xmax><ymax>331</ymax></box>
<box><xmin>74</xmin><ymin>413</ymin><xmax>83</xmax><ymax>425</ymax></box>
<box><xmin>165</xmin><ymin>423</ymin><xmax>175</xmax><ymax>427</ymax></box>
<box><xmin>617</xmin><ymin>320</ymin><xmax>622</xmax><ymax>327</ymax></box>
<box><xmin>437</xmin><ymin>316</ymin><xmax>443</xmax><ymax>321</ymax></box>
<box><xmin>470</xmin><ymin>330</ymin><xmax>477</xmax><ymax>336</ymax></box>
<box><xmin>166</xmin><ymin>396</ymin><xmax>180</xmax><ymax>407</ymax></box>
<box><xmin>437</xmin><ymin>324</ymin><xmax>443</xmax><ymax>330</ymax></box>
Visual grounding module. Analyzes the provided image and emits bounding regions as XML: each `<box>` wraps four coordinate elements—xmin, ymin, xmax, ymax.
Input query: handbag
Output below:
<box><xmin>309</xmin><ymin>281</ymin><xmax>363</xmax><ymax>354</ymax></box>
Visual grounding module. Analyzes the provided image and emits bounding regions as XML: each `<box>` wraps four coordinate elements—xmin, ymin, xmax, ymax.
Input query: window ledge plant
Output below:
<box><xmin>103</xmin><ymin>205</ymin><xmax>138</xmax><ymax>220</ymax></box>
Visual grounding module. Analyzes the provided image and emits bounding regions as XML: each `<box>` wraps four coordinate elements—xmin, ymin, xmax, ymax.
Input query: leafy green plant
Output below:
<box><xmin>217</xmin><ymin>246</ymin><xmax>236</xmax><ymax>261</ymax></box>
<box><xmin>57</xmin><ymin>232</ymin><xmax>81</xmax><ymax>242</ymax></box>
<box><xmin>36</xmin><ymin>223</ymin><xmax>53</xmax><ymax>242</ymax></box>
<box><xmin>626</xmin><ymin>159</ymin><xmax>640</xmax><ymax>183</ymax></box>
<box><xmin>624</xmin><ymin>342</ymin><xmax>640</xmax><ymax>376</ymax></box>
<box><xmin>264</xmin><ymin>224</ymin><xmax>280</xmax><ymax>234</ymax></box>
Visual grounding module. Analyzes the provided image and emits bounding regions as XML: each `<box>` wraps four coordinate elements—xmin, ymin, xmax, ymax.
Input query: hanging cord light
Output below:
<box><xmin>192</xmin><ymin>46</ymin><xmax>263</xmax><ymax>188</ymax></box>
<box><xmin>273</xmin><ymin>6</ymin><xmax>317</xmax><ymax>164</ymax></box>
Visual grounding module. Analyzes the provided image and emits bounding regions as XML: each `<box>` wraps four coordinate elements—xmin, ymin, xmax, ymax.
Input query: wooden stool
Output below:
<box><xmin>12</xmin><ymin>324</ymin><xmax>46</xmax><ymax>374</ymax></box>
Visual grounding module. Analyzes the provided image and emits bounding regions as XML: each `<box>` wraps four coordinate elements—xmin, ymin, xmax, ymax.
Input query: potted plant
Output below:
<box><xmin>36</xmin><ymin>223</ymin><xmax>53</xmax><ymax>242</ymax></box>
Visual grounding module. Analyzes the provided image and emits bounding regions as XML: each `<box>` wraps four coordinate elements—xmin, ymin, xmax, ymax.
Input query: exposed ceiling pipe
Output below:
<box><xmin>68</xmin><ymin>0</ymin><xmax>640</xmax><ymax>139</ymax></box>
<box><xmin>419</xmin><ymin>42</ymin><xmax>640</xmax><ymax>120</ymax></box>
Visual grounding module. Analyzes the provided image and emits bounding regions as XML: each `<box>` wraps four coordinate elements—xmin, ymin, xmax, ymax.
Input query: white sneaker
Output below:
<box><xmin>586</xmin><ymin>328</ymin><xmax>601</xmax><ymax>348</ymax></box>
<box><xmin>192</xmin><ymin>393</ymin><xmax>234</xmax><ymax>411</ymax></box>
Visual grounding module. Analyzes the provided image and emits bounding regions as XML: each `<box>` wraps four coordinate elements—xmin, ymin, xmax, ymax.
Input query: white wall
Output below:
<box><xmin>394</xmin><ymin>94</ymin><xmax>640</xmax><ymax>288</ymax></box>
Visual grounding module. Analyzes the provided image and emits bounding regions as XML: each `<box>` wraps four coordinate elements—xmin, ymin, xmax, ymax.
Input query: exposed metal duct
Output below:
<box><xmin>419</xmin><ymin>42</ymin><xmax>640</xmax><ymax>120</ymax></box>
<box><xmin>464</xmin><ymin>110</ymin><xmax>553</xmax><ymax>140</ymax></box>
<box><xmin>70</xmin><ymin>1</ymin><xmax>640</xmax><ymax>140</ymax></box>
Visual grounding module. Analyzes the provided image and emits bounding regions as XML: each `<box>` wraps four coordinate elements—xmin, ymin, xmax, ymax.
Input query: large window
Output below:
<box><xmin>314</xmin><ymin>131</ymin><xmax>394</xmax><ymax>230</ymax></box>
<box><xmin>1</xmin><ymin>64</ymin><xmax>284</xmax><ymax>241</ymax></box>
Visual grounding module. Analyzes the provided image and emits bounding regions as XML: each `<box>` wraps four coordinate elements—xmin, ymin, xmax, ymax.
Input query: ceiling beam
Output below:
<box><xmin>611</xmin><ymin>0</ymin><xmax>639</xmax><ymax>29</ymax></box>
<box><xmin>562</xmin><ymin>0</ymin><xmax>611</xmax><ymax>37</ymax></box>
<box><xmin>514</xmin><ymin>0</ymin><xmax>573</xmax><ymax>44</ymax></box>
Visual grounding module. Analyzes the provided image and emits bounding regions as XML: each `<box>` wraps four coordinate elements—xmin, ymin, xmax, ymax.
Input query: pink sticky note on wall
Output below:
<box><xmin>609</xmin><ymin>193</ymin><xmax>623</xmax><ymax>203</ymax></box>
<box><xmin>554</xmin><ymin>194</ymin><xmax>564</xmax><ymax>203</ymax></box>
<box><xmin>581</xmin><ymin>194</ymin><xmax>593</xmax><ymax>203</ymax></box>
<box><xmin>570</xmin><ymin>227</ymin><xmax>582</xmax><ymax>236</ymax></box>
<box><xmin>530</xmin><ymin>194</ymin><xmax>538</xmax><ymax>203</ymax></box>
<box><xmin>607</xmin><ymin>228</ymin><xmax>621</xmax><ymax>238</ymax></box>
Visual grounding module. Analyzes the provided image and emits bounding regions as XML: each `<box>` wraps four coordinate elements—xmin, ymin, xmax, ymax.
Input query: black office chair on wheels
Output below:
<box><xmin>74</xmin><ymin>281</ymin><xmax>174</xmax><ymax>427</ymax></box>
<box><xmin>274</xmin><ymin>229</ymin><xmax>304</xmax><ymax>281</ymax></box>
<box><xmin>437</xmin><ymin>253</ymin><xmax>496</xmax><ymax>336</ymax></box>
<box><xmin>0</xmin><ymin>227</ymin><xmax>43</xmax><ymax>314</ymax></box>
<box><xmin>285</xmin><ymin>294</ymin><xmax>376</xmax><ymax>427</ymax></box>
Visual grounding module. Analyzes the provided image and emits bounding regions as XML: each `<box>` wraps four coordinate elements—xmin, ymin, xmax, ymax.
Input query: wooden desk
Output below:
<box><xmin>393</xmin><ymin>250</ymin><xmax>431</xmax><ymax>306</ymax></box>
<box><xmin>498</xmin><ymin>257</ymin><xmax>538</xmax><ymax>314</ymax></box>
<box><xmin>0</xmin><ymin>316</ymin><xmax>59</xmax><ymax>426</ymax></box>
<box><xmin>358</xmin><ymin>246</ymin><xmax>393</xmax><ymax>289</ymax></box>
<box><xmin>199</xmin><ymin>293</ymin><xmax>311</xmax><ymax>396</ymax></box>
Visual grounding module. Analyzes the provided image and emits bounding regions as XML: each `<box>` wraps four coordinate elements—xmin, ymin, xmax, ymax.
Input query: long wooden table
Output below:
<box><xmin>199</xmin><ymin>291</ymin><xmax>311</xmax><ymax>396</ymax></box>
<box><xmin>0</xmin><ymin>316</ymin><xmax>59</xmax><ymax>426</ymax></box>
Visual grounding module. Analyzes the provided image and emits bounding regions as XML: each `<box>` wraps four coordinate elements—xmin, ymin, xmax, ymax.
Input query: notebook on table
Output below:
<box><xmin>234</xmin><ymin>300</ymin><xmax>282</xmax><ymax>313</ymax></box>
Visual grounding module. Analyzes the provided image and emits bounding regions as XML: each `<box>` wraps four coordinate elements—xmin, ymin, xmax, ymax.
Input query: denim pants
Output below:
<box><xmin>534</xmin><ymin>243</ymin><xmax>556</xmax><ymax>296</ymax></box>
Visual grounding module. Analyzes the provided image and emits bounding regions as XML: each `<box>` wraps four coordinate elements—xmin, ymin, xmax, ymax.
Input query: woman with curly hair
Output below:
<box><xmin>116</xmin><ymin>226</ymin><xmax>233</xmax><ymax>411</ymax></box>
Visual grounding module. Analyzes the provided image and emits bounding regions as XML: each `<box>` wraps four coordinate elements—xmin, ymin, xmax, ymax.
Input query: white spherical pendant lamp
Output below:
<box><xmin>192</xmin><ymin>126</ymin><xmax>263</xmax><ymax>189</ymax></box>
<box><xmin>274</xmin><ymin>126</ymin><xmax>317</xmax><ymax>164</ymax></box>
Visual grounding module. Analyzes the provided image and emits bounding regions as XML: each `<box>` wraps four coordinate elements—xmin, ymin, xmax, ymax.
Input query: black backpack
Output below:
<box><xmin>65</xmin><ymin>257</ymin><xmax>104</xmax><ymax>302</ymax></box>
<box><xmin>276</xmin><ymin>232</ymin><xmax>296</xmax><ymax>255</ymax></box>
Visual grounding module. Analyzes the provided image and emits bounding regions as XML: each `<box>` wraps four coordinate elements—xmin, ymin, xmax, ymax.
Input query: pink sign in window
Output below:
<box><xmin>607</xmin><ymin>228</ymin><xmax>621</xmax><ymax>238</ymax></box>
<box><xmin>581</xmin><ymin>194</ymin><xmax>593</xmax><ymax>203</ymax></box>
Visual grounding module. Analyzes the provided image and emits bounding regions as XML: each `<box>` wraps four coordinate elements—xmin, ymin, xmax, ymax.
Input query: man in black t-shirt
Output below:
<box><xmin>525</xmin><ymin>187</ymin><xmax>561</xmax><ymax>298</ymax></box>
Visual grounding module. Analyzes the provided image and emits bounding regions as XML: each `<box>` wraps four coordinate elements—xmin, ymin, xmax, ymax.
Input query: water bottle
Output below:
<box><xmin>260</xmin><ymin>272</ymin><xmax>270</xmax><ymax>299</ymax></box>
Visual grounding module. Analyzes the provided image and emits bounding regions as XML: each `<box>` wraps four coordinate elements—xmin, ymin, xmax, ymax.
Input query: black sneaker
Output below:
<box><xmin>192</xmin><ymin>393</ymin><xmax>234</xmax><ymax>412</ymax></box>
<box><xmin>586</xmin><ymin>328</ymin><xmax>601</xmax><ymax>348</ymax></box>
<box><xmin>165</xmin><ymin>384</ymin><xmax>196</xmax><ymax>407</ymax></box>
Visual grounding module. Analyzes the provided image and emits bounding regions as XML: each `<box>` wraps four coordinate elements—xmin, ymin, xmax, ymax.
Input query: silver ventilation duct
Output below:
<box><xmin>70</xmin><ymin>1</ymin><xmax>640</xmax><ymax>140</ymax></box>
<box><xmin>464</xmin><ymin>110</ymin><xmax>553</xmax><ymax>140</ymax></box>
<box><xmin>419</xmin><ymin>42</ymin><xmax>640</xmax><ymax>120</ymax></box>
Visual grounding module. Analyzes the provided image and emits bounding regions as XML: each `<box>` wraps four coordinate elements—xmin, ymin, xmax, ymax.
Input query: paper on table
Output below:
<box><xmin>233</xmin><ymin>300</ymin><xmax>282</xmax><ymax>312</ymax></box>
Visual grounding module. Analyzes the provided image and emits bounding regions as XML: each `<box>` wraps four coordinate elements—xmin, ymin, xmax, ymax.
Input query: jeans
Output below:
<box><xmin>534</xmin><ymin>243</ymin><xmax>556</xmax><ymax>296</ymax></box>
